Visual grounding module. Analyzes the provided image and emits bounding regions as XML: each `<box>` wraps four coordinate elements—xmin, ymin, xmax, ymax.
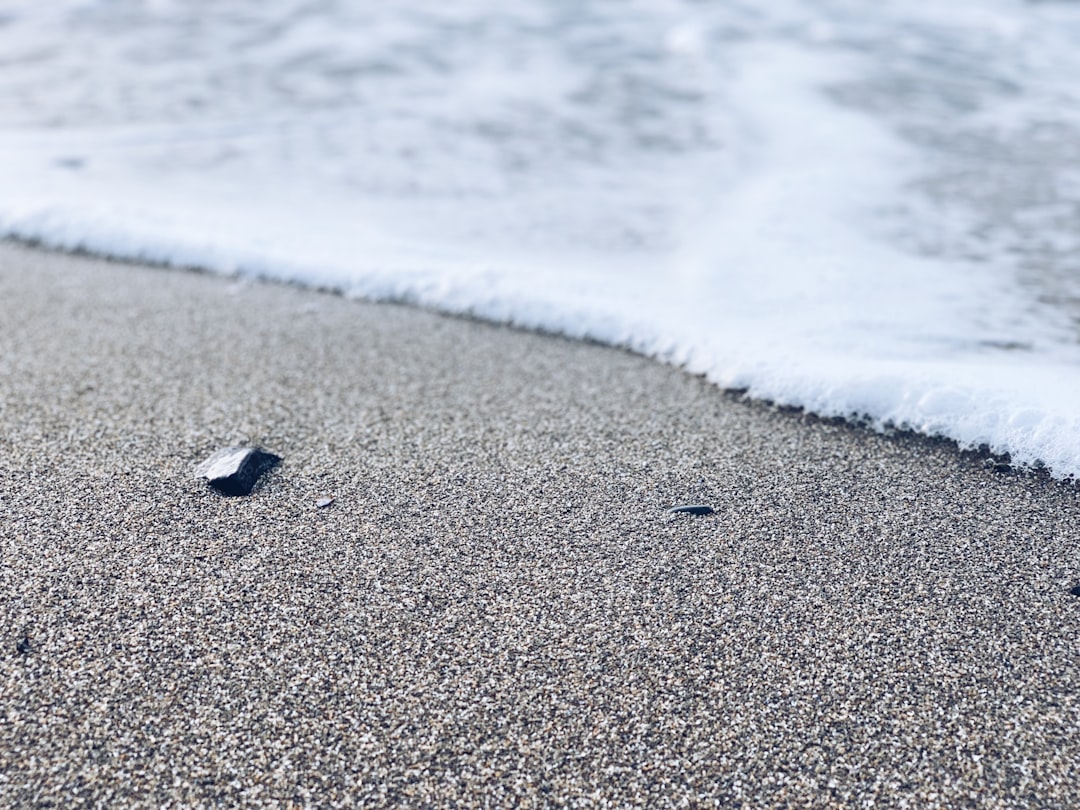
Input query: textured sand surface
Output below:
<box><xmin>1</xmin><ymin>243</ymin><xmax>1079</xmax><ymax>807</ymax></box>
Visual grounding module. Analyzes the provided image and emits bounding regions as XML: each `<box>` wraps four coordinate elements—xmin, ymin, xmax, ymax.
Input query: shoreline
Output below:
<box><xmin>2</xmin><ymin>242</ymin><xmax>1079</xmax><ymax>806</ymax></box>
<box><xmin>2</xmin><ymin>237</ymin><xmax>1048</xmax><ymax>485</ymax></box>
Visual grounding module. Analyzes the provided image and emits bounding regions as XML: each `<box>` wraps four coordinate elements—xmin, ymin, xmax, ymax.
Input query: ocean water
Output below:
<box><xmin>2</xmin><ymin>0</ymin><xmax>1080</xmax><ymax>476</ymax></box>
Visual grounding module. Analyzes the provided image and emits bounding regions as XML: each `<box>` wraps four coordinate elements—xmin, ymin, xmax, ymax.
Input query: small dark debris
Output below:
<box><xmin>668</xmin><ymin>504</ymin><xmax>714</xmax><ymax>516</ymax></box>
<box><xmin>16</xmin><ymin>636</ymin><xmax>30</xmax><ymax>655</ymax></box>
<box><xmin>316</xmin><ymin>496</ymin><xmax>335</xmax><ymax>508</ymax></box>
<box><xmin>1070</xmin><ymin>585</ymin><xmax>1080</xmax><ymax>598</ymax></box>
<box><xmin>195</xmin><ymin>446</ymin><xmax>281</xmax><ymax>496</ymax></box>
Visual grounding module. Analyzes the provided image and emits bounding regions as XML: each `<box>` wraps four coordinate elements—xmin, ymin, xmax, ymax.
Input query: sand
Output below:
<box><xmin>1</xmin><ymin>242</ymin><xmax>1078</xmax><ymax>807</ymax></box>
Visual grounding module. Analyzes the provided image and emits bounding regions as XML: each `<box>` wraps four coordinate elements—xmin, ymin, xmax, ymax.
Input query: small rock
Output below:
<box><xmin>194</xmin><ymin>446</ymin><xmax>281</xmax><ymax>496</ymax></box>
<box><xmin>668</xmin><ymin>504</ymin><xmax>714</xmax><ymax>516</ymax></box>
<box><xmin>16</xmin><ymin>636</ymin><xmax>30</xmax><ymax>655</ymax></box>
<box><xmin>1070</xmin><ymin>585</ymin><xmax>1080</xmax><ymax>598</ymax></box>
<box><xmin>316</xmin><ymin>497</ymin><xmax>335</xmax><ymax>508</ymax></box>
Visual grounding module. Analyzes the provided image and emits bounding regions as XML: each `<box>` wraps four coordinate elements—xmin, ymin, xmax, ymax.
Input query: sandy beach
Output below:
<box><xmin>1</xmin><ymin>241</ymin><xmax>1078</xmax><ymax>807</ymax></box>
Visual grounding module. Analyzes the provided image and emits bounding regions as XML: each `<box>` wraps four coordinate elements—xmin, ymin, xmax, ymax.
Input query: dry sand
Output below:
<box><xmin>1</xmin><ymin>242</ymin><xmax>1078</xmax><ymax>807</ymax></box>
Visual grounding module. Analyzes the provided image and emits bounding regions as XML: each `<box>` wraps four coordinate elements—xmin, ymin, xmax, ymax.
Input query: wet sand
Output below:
<box><xmin>1</xmin><ymin>242</ymin><xmax>1078</xmax><ymax>807</ymax></box>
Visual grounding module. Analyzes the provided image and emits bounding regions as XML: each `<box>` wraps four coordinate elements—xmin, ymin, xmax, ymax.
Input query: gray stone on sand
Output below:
<box><xmin>194</xmin><ymin>446</ymin><xmax>280</xmax><ymax>496</ymax></box>
<box><xmin>668</xmin><ymin>504</ymin><xmax>714</xmax><ymax>516</ymax></box>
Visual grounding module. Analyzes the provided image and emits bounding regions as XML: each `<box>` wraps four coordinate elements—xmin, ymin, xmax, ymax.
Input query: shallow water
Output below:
<box><xmin>2</xmin><ymin>0</ymin><xmax>1080</xmax><ymax>475</ymax></box>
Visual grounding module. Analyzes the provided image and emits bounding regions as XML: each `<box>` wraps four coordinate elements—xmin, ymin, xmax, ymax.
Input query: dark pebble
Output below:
<box><xmin>194</xmin><ymin>446</ymin><xmax>281</xmax><ymax>496</ymax></box>
<box><xmin>1070</xmin><ymin>585</ymin><xmax>1080</xmax><ymax>598</ymax></box>
<box><xmin>16</xmin><ymin>637</ymin><xmax>30</xmax><ymax>655</ymax></box>
<box><xmin>668</xmin><ymin>504</ymin><xmax>714</xmax><ymax>516</ymax></box>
